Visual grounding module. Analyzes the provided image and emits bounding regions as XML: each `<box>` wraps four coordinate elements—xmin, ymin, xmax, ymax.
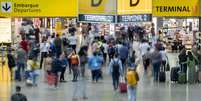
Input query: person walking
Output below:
<box><xmin>27</xmin><ymin>57</ymin><xmax>40</xmax><ymax>86</ymax></box>
<box><xmin>7</xmin><ymin>49</ymin><xmax>16</xmax><ymax>80</ymax></box>
<box><xmin>142</xmin><ymin>48</ymin><xmax>151</xmax><ymax>73</ymax></box>
<box><xmin>40</xmin><ymin>38</ymin><xmax>50</xmax><ymax>69</ymax></box>
<box><xmin>11</xmin><ymin>86</ymin><xmax>27</xmax><ymax>101</ymax></box>
<box><xmin>151</xmin><ymin>48</ymin><xmax>162</xmax><ymax>81</ymax></box>
<box><xmin>68</xmin><ymin>50</ymin><xmax>80</xmax><ymax>82</ymax></box>
<box><xmin>178</xmin><ymin>48</ymin><xmax>188</xmax><ymax>73</ymax></box>
<box><xmin>88</xmin><ymin>52</ymin><xmax>103</xmax><ymax>83</ymax></box>
<box><xmin>109</xmin><ymin>54</ymin><xmax>123</xmax><ymax>91</ymax></box>
<box><xmin>51</xmin><ymin>57</ymin><xmax>63</xmax><ymax>87</ymax></box>
<box><xmin>16</xmin><ymin>46</ymin><xmax>27</xmax><ymax>81</ymax></box>
<box><xmin>68</xmin><ymin>32</ymin><xmax>77</xmax><ymax>52</ymax></box>
<box><xmin>119</xmin><ymin>43</ymin><xmax>129</xmax><ymax>74</ymax></box>
<box><xmin>60</xmin><ymin>53</ymin><xmax>68</xmax><ymax>82</ymax></box>
<box><xmin>54</xmin><ymin>34</ymin><xmax>62</xmax><ymax>58</ymax></box>
<box><xmin>126</xmin><ymin>66</ymin><xmax>139</xmax><ymax>101</ymax></box>
<box><xmin>72</xmin><ymin>47</ymin><xmax>88</xmax><ymax>101</ymax></box>
<box><xmin>186</xmin><ymin>51</ymin><xmax>198</xmax><ymax>84</ymax></box>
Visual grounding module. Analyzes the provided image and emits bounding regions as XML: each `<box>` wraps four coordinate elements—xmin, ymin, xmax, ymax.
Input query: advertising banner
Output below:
<box><xmin>153</xmin><ymin>0</ymin><xmax>200</xmax><ymax>17</ymax></box>
<box><xmin>0</xmin><ymin>0</ymin><xmax>77</xmax><ymax>17</ymax></box>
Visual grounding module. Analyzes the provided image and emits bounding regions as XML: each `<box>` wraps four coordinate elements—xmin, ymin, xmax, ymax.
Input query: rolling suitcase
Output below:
<box><xmin>159</xmin><ymin>65</ymin><xmax>166</xmax><ymax>82</ymax></box>
<box><xmin>47</xmin><ymin>73</ymin><xmax>56</xmax><ymax>86</ymax></box>
<box><xmin>170</xmin><ymin>67</ymin><xmax>179</xmax><ymax>82</ymax></box>
<box><xmin>119</xmin><ymin>82</ymin><xmax>127</xmax><ymax>93</ymax></box>
<box><xmin>159</xmin><ymin>71</ymin><xmax>166</xmax><ymax>82</ymax></box>
<box><xmin>178</xmin><ymin>72</ymin><xmax>187</xmax><ymax>84</ymax></box>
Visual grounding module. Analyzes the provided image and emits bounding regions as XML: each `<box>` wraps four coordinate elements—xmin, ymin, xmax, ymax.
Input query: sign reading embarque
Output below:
<box><xmin>0</xmin><ymin>0</ymin><xmax>77</xmax><ymax>17</ymax></box>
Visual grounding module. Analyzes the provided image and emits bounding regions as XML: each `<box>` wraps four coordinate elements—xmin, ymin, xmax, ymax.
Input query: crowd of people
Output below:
<box><xmin>7</xmin><ymin>23</ymin><xmax>201</xmax><ymax>101</ymax></box>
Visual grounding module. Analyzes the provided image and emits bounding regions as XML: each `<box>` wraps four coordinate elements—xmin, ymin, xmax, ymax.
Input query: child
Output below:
<box><xmin>126</xmin><ymin>66</ymin><xmax>139</xmax><ymax>101</ymax></box>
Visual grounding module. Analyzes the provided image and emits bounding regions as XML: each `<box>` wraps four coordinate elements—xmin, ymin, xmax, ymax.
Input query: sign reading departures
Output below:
<box><xmin>0</xmin><ymin>0</ymin><xmax>77</xmax><ymax>17</ymax></box>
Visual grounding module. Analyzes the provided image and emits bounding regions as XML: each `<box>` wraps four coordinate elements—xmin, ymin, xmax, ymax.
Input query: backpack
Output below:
<box><xmin>70</xmin><ymin>55</ymin><xmax>79</xmax><ymax>65</ymax></box>
<box><xmin>108</xmin><ymin>47</ymin><xmax>115</xmax><ymax>55</ymax></box>
<box><xmin>112</xmin><ymin>59</ymin><xmax>120</xmax><ymax>75</ymax></box>
<box><xmin>127</xmin><ymin>70</ymin><xmax>139</xmax><ymax>86</ymax></box>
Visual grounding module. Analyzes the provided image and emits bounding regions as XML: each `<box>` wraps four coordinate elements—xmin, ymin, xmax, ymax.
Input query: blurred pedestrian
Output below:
<box><xmin>11</xmin><ymin>86</ymin><xmax>27</xmax><ymax>101</ymax></box>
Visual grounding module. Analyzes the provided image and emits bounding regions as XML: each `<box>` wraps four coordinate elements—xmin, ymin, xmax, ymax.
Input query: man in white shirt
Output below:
<box><xmin>139</xmin><ymin>40</ymin><xmax>150</xmax><ymax>56</ymax></box>
<box><xmin>40</xmin><ymin>40</ymin><xmax>50</xmax><ymax>69</ymax></box>
<box><xmin>68</xmin><ymin>33</ymin><xmax>77</xmax><ymax>52</ymax></box>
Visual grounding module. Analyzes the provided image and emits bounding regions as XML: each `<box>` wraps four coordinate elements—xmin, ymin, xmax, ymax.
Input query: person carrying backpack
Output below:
<box><xmin>109</xmin><ymin>54</ymin><xmax>123</xmax><ymax>91</ymax></box>
<box><xmin>68</xmin><ymin>50</ymin><xmax>80</xmax><ymax>82</ymax></box>
<box><xmin>126</xmin><ymin>66</ymin><xmax>139</xmax><ymax>101</ymax></box>
<box><xmin>11</xmin><ymin>86</ymin><xmax>27</xmax><ymax>101</ymax></box>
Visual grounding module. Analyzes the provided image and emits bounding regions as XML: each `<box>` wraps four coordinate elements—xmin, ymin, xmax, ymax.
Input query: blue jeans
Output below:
<box><xmin>112</xmin><ymin>73</ymin><xmax>120</xmax><ymax>90</ymax></box>
<box><xmin>152</xmin><ymin>62</ymin><xmax>161</xmax><ymax>81</ymax></box>
<box><xmin>128</xmin><ymin>86</ymin><xmax>137</xmax><ymax>101</ymax></box>
<box><xmin>91</xmin><ymin>69</ymin><xmax>101</xmax><ymax>82</ymax></box>
<box><xmin>16</xmin><ymin>62</ymin><xmax>26</xmax><ymax>81</ymax></box>
<box><xmin>30</xmin><ymin>71</ymin><xmax>38</xmax><ymax>85</ymax></box>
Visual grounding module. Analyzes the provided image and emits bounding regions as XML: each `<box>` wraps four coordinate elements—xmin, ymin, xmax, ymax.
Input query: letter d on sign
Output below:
<box><xmin>130</xmin><ymin>0</ymin><xmax>139</xmax><ymax>7</ymax></box>
<box><xmin>91</xmin><ymin>0</ymin><xmax>102</xmax><ymax>7</ymax></box>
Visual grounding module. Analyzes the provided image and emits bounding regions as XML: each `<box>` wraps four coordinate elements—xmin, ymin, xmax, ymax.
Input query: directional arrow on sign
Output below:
<box><xmin>1</xmin><ymin>2</ymin><xmax>12</xmax><ymax>13</ymax></box>
<box><xmin>2</xmin><ymin>2</ymin><xmax>11</xmax><ymax>11</ymax></box>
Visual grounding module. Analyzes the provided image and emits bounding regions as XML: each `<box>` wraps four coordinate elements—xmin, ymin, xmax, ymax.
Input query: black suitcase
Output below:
<box><xmin>159</xmin><ymin>71</ymin><xmax>166</xmax><ymax>82</ymax></box>
<box><xmin>170</xmin><ymin>67</ymin><xmax>180</xmax><ymax>82</ymax></box>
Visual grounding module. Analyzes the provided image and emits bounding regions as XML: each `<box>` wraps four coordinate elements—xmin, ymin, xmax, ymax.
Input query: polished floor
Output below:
<box><xmin>1</xmin><ymin>43</ymin><xmax>201</xmax><ymax>101</ymax></box>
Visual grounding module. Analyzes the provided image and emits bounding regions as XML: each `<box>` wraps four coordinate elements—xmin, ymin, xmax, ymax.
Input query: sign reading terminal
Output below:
<box><xmin>156</xmin><ymin>6</ymin><xmax>191</xmax><ymax>12</ymax></box>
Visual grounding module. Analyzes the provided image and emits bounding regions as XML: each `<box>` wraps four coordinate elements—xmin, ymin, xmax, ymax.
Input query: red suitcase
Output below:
<box><xmin>47</xmin><ymin>73</ymin><xmax>56</xmax><ymax>85</ymax></box>
<box><xmin>119</xmin><ymin>82</ymin><xmax>127</xmax><ymax>93</ymax></box>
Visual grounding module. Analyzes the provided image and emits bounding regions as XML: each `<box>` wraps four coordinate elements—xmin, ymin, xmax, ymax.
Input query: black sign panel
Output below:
<box><xmin>118</xmin><ymin>14</ymin><xmax>152</xmax><ymax>23</ymax></box>
<box><xmin>78</xmin><ymin>14</ymin><xmax>116</xmax><ymax>23</ymax></box>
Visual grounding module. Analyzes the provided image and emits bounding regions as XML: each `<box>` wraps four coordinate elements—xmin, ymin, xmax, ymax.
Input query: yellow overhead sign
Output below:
<box><xmin>118</xmin><ymin>0</ymin><xmax>152</xmax><ymax>15</ymax></box>
<box><xmin>0</xmin><ymin>0</ymin><xmax>77</xmax><ymax>17</ymax></box>
<box><xmin>153</xmin><ymin>0</ymin><xmax>200</xmax><ymax>17</ymax></box>
<box><xmin>79</xmin><ymin>0</ymin><xmax>116</xmax><ymax>15</ymax></box>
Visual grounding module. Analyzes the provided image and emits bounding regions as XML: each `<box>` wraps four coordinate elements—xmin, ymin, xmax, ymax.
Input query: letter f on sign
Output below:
<box><xmin>130</xmin><ymin>0</ymin><xmax>140</xmax><ymax>7</ymax></box>
<box><xmin>91</xmin><ymin>0</ymin><xmax>102</xmax><ymax>7</ymax></box>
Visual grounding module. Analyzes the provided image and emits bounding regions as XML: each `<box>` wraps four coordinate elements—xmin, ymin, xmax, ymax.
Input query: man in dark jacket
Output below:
<box><xmin>178</xmin><ymin>48</ymin><xmax>188</xmax><ymax>73</ymax></box>
<box><xmin>11</xmin><ymin>86</ymin><xmax>27</xmax><ymax>101</ymax></box>
<box><xmin>54</xmin><ymin>34</ymin><xmax>62</xmax><ymax>58</ymax></box>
